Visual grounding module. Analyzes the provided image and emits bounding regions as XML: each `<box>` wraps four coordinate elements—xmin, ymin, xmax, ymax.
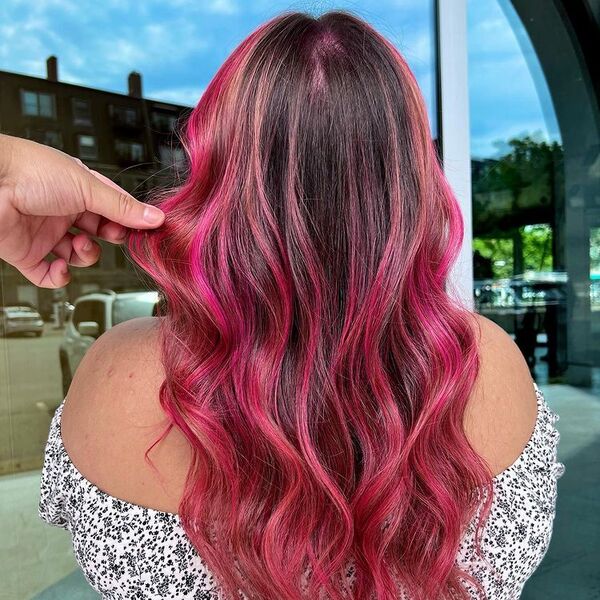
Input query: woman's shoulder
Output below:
<box><xmin>61</xmin><ymin>315</ymin><xmax>166</xmax><ymax>422</ymax></box>
<box><xmin>58</xmin><ymin>315</ymin><xmax>191</xmax><ymax>514</ymax></box>
<box><xmin>462</xmin><ymin>312</ymin><xmax>540</xmax><ymax>478</ymax></box>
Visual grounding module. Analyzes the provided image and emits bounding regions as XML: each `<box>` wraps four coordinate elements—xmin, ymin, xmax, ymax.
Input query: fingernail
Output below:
<box><xmin>144</xmin><ymin>206</ymin><xmax>164</xmax><ymax>224</ymax></box>
<box><xmin>83</xmin><ymin>240</ymin><xmax>92</xmax><ymax>251</ymax></box>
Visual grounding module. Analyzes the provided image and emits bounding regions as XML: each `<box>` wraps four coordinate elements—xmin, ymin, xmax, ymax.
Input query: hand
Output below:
<box><xmin>0</xmin><ymin>133</ymin><xmax>165</xmax><ymax>289</ymax></box>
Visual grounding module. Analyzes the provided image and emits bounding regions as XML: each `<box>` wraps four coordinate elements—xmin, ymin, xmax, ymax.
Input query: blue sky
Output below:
<box><xmin>0</xmin><ymin>0</ymin><xmax>560</xmax><ymax>158</ymax></box>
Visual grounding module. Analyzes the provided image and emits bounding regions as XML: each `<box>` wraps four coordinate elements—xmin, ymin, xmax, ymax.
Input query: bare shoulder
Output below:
<box><xmin>463</xmin><ymin>312</ymin><xmax>539</xmax><ymax>477</ymax></box>
<box><xmin>60</xmin><ymin>315</ymin><xmax>190</xmax><ymax>512</ymax></box>
<box><xmin>62</xmin><ymin>315</ymin><xmax>166</xmax><ymax>422</ymax></box>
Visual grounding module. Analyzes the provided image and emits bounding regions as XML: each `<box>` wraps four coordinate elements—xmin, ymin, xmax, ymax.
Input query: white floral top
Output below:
<box><xmin>39</xmin><ymin>381</ymin><xmax>565</xmax><ymax>599</ymax></box>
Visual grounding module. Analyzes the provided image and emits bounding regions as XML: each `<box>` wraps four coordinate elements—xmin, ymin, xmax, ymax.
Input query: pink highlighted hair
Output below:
<box><xmin>126</xmin><ymin>10</ymin><xmax>493</xmax><ymax>599</ymax></box>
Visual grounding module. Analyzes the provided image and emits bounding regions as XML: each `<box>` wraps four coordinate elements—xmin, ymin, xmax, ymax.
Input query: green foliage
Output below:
<box><xmin>474</xmin><ymin>225</ymin><xmax>553</xmax><ymax>279</ymax></box>
<box><xmin>472</xmin><ymin>134</ymin><xmax>562</xmax><ymax>278</ymax></box>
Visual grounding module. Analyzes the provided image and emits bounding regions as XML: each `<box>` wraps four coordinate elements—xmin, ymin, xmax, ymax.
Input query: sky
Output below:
<box><xmin>0</xmin><ymin>0</ymin><xmax>561</xmax><ymax>159</ymax></box>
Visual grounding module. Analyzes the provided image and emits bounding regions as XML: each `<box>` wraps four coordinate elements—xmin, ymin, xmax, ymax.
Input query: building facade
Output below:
<box><xmin>0</xmin><ymin>56</ymin><xmax>191</xmax><ymax>318</ymax></box>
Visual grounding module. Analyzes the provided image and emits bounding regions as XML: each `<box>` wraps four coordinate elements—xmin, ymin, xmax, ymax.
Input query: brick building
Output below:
<box><xmin>0</xmin><ymin>56</ymin><xmax>192</xmax><ymax>318</ymax></box>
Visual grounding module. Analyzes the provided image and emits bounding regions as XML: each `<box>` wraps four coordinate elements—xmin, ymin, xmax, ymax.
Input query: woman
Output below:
<box><xmin>1</xmin><ymin>10</ymin><xmax>564</xmax><ymax>600</ymax></box>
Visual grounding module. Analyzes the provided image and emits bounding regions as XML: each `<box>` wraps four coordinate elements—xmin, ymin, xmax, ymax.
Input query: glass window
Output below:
<box><xmin>43</xmin><ymin>130</ymin><xmax>62</xmax><ymax>148</ymax></box>
<box><xmin>130</xmin><ymin>142</ymin><xmax>144</xmax><ymax>162</ymax></box>
<box><xmin>20</xmin><ymin>90</ymin><xmax>56</xmax><ymax>118</ymax></box>
<box><xmin>77</xmin><ymin>134</ymin><xmax>98</xmax><ymax>160</ymax></box>
<box><xmin>126</xmin><ymin>108</ymin><xmax>138</xmax><ymax>125</ymax></box>
<box><xmin>27</xmin><ymin>129</ymin><xmax>63</xmax><ymax>149</ymax></box>
<box><xmin>38</xmin><ymin>94</ymin><xmax>54</xmax><ymax>117</ymax></box>
<box><xmin>21</xmin><ymin>91</ymin><xmax>38</xmax><ymax>115</ymax></box>
<box><xmin>151</xmin><ymin>111</ymin><xmax>178</xmax><ymax>131</ymax></box>
<box><xmin>111</xmin><ymin>104</ymin><xmax>139</xmax><ymax>126</ymax></box>
<box><xmin>469</xmin><ymin>0</ymin><xmax>563</xmax><ymax>379</ymax></box>
<box><xmin>115</xmin><ymin>139</ymin><xmax>145</xmax><ymax>162</ymax></box>
<box><xmin>72</xmin><ymin>299</ymin><xmax>105</xmax><ymax>333</ymax></box>
<box><xmin>72</xmin><ymin>98</ymin><xmax>92</xmax><ymax>126</ymax></box>
<box><xmin>468</xmin><ymin>0</ymin><xmax>599</xmax><ymax>593</ymax></box>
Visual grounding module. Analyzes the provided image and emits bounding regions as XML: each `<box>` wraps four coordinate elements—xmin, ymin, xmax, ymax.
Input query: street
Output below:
<box><xmin>0</xmin><ymin>323</ymin><xmax>65</xmax><ymax>475</ymax></box>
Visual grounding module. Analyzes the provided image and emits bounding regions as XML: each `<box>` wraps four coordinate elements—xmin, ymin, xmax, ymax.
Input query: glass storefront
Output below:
<box><xmin>468</xmin><ymin>0</ymin><xmax>599</xmax><ymax>595</ymax></box>
<box><xmin>469</xmin><ymin>0</ymin><xmax>566</xmax><ymax>383</ymax></box>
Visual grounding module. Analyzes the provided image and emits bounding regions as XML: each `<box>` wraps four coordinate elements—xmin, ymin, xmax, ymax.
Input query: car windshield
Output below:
<box><xmin>112</xmin><ymin>293</ymin><xmax>159</xmax><ymax>325</ymax></box>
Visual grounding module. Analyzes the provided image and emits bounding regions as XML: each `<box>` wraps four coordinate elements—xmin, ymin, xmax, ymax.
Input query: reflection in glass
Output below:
<box><xmin>469</xmin><ymin>0</ymin><xmax>599</xmax><ymax>594</ymax></box>
<box><xmin>469</xmin><ymin>0</ymin><xmax>573</xmax><ymax>385</ymax></box>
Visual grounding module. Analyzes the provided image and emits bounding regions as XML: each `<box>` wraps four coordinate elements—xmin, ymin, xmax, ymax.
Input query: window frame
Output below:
<box><xmin>115</xmin><ymin>139</ymin><xmax>145</xmax><ymax>163</ymax></box>
<box><xmin>77</xmin><ymin>134</ymin><xmax>98</xmax><ymax>161</ymax></box>
<box><xmin>20</xmin><ymin>89</ymin><xmax>57</xmax><ymax>119</ymax></box>
<box><xmin>72</xmin><ymin>97</ymin><xmax>93</xmax><ymax>126</ymax></box>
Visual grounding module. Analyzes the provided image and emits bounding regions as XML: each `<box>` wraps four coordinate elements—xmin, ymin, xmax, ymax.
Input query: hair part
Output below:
<box><xmin>126</xmin><ymin>9</ymin><xmax>493</xmax><ymax>599</ymax></box>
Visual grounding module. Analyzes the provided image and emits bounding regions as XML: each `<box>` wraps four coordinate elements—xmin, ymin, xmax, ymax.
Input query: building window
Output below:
<box><xmin>72</xmin><ymin>98</ymin><xmax>92</xmax><ymax>126</ymax></box>
<box><xmin>20</xmin><ymin>90</ymin><xmax>56</xmax><ymax>118</ymax></box>
<box><xmin>44</xmin><ymin>130</ymin><xmax>62</xmax><ymax>148</ymax></box>
<box><xmin>110</xmin><ymin>105</ymin><xmax>140</xmax><ymax>127</ymax></box>
<box><xmin>25</xmin><ymin>129</ymin><xmax>63</xmax><ymax>149</ymax></box>
<box><xmin>115</xmin><ymin>140</ymin><xmax>145</xmax><ymax>163</ymax></box>
<box><xmin>77</xmin><ymin>134</ymin><xmax>98</xmax><ymax>160</ymax></box>
<box><xmin>151</xmin><ymin>111</ymin><xmax>178</xmax><ymax>132</ymax></box>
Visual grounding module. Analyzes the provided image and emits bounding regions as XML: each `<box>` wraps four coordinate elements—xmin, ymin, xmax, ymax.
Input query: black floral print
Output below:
<box><xmin>38</xmin><ymin>381</ymin><xmax>564</xmax><ymax>599</ymax></box>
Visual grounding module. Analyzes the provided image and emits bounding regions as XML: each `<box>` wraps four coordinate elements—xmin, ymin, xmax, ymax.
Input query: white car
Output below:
<box><xmin>0</xmin><ymin>305</ymin><xmax>44</xmax><ymax>337</ymax></box>
<box><xmin>59</xmin><ymin>289</ymin><xmax>159</xmax><ymax>396</ymax></box>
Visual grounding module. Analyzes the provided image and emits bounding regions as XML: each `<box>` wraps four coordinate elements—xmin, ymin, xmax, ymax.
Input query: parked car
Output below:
<box><xmin>59</xmin><ymin>289</ymin><xmax>159</xmax><ymax>396</ymax></box>
<box><xmin>474</xmin><ymin>271</ymin><xmax>568</xmax><ymax>332</ymax></box>
<box><xmin>474</xmin><ymin>271</ymin><xmax>569</xmax><ymax>378</ymax></box>
<box><xmin>0</xmin><ymin>305</ymin><xmax>44</xmax><ymax>337</ymax></box>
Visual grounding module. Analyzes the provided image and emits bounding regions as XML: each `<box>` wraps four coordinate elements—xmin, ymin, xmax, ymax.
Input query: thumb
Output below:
<box><xmin>84</xmin><ymin>170</ymin><xmax>165</xmax><ymax>229</ymax></box>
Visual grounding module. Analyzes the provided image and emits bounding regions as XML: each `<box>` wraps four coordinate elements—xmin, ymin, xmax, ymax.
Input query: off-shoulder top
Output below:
<box><xmin>38</xmin><ymin>381</ymin><xmax>565</xmax><ymax>599</ymax></box>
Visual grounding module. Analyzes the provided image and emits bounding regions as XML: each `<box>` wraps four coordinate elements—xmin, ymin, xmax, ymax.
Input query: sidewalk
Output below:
<box><xmin>1</xmin><ymin>384</ymin><xmax>598</xmax><ymax>599</ymax></box>
<box><xmin>0</xmin><ymin>469</ymin><xmax>85</xmax><ymax>599</ymax></box>
<box><xmin>522</xmin><ymin>384</ymin><xmax>600</xmax><ymax>598</ymax></box>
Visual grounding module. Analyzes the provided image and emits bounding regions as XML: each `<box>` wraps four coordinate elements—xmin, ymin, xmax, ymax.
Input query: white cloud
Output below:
<box><xmin>161</xmin><ymin>0</ymin><xmax>239</xmax><ymax>14</ymax></box>
<box><xmin>146</xmin><ymin>86</ymin><xmax>205</xmax><ymax>106</ymax></box>
<box><xmin>0</xmin><ymin>1</ymin><xmax>212</xmax><ymax>90</ymax></box>
<box><xmin>98</xmin><ymin>38</ymin><xmax>146</xmax><ymax>70</ymax></box>
<box><xmin>58</xmin><ymin>67</ymin><xmax>86</xmax><ymax>85</ymax></box>
<box><xmin>206</xmin><ymin>0</ymin><xmax>239</xmax><ymax>15</ymax></box>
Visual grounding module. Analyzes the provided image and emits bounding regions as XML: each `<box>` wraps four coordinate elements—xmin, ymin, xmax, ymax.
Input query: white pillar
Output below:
<box><xmin>437</xmin><ymin>0</ymin><xmax>474</xmax><ymax>310</ymax></box>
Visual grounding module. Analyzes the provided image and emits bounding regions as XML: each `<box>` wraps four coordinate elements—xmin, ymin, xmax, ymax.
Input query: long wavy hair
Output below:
<box><xmin>126</xmin><ymin>10</ymin><xmax>494</xmax><ymax>600</ymax></box>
